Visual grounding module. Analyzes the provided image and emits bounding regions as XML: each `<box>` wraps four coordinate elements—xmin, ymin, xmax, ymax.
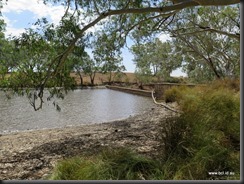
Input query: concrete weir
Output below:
<box><xmin>106</xmin><ymin>83</ymin><xmax>196</xmax><ymax>99</ymax></box>
<box><xmin>106</xmin><ymin>85</ymin><xmax>152</xmax><ymax>97</ymax></box>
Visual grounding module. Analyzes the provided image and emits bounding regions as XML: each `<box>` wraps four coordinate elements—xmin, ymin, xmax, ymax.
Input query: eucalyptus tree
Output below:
<box><xmin>0</xmin><ymin>19</ymin><xmax>13</xmax><ymax>82</ymax></box>
<box><xmin>69</xmin><ymin>46</ymin><xmax>89</xmax><ymax>87</ymax></box>
<box><xmin>134</xmin><ymin>68</ymin><xmax>153</xmax><ymax>89</ymax></box>
<box><xmin>131</xmin><ymin>38</ymin><xmax>182</xmax><ymax>82</ymax></box>
<box><xmin>5</xmin><ymin>17</ymin><xmax>79</xmax><ymax>110</ymax></box>
<box><xmin>82</xmin><ymin>56</ymin><xmax>100</xmax><ymax>86</ymax></box>
<box><xmin>92</xmin><ymin>31</ymin><xmax>125</xmax><ymax>84</ymax></box>
<box><xmin>0</xmin><ymin>18</ymin><xmax>18</xmax><ymax>82</ymax></box>
<box><xmin>1</xmin><ymin>0</ymin><xmax>240</xmax><ymax>110</ymax></box>
<box><xmin>168</xmin><ymin>5</ymin><xmax>240</xmax><ymax>82</ymax></box>
<box><xmin>8</xmin><ymin>27</ymin><xmax>70</xmax><ymax>110</ymax></box>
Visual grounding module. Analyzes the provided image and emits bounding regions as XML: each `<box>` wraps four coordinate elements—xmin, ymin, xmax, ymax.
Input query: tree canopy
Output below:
<box><xmin>131</xmin><ymin>38</ymin><xmax>182</xmax><ymax>81</ymax></box>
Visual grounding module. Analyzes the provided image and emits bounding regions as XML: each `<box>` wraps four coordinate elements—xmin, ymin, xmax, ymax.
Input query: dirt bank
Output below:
<box><xmin>0</xmin><ymin>107</ymin><xmax>177</xmax><ymax>180</ymax></box>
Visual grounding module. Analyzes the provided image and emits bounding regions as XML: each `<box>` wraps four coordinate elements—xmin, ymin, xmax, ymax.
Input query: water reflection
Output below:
<box><xmin>0</xmin><ymin>89</ymin><xmax>156</xmax><ymax>134</ymax></box>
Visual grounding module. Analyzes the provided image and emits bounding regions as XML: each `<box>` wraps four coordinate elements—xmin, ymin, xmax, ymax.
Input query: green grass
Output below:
<box><xmin>50</xmin><ymin>147</ymin><xmax>163</xmax><ymax>180</ymax></box>
<box><xmin>160</xmin><ymin>78</ymin><xmax>240</xmax><ymax>179</ymax></box>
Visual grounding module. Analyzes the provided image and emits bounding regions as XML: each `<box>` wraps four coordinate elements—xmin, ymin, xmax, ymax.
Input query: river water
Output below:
<box><xmin>0</xmin><ymin>89</ymin><xmax>156</xmax><ymax>134</ymax></box>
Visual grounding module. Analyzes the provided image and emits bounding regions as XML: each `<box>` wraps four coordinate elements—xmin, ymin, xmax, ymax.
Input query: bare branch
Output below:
<box><xmin>151</xmin><ymin>90</ymin><xmax>181</xmax><ymax>113</ymax></box>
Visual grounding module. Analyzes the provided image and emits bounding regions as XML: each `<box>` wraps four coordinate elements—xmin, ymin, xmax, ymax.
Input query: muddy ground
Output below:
<box><xmin>0</xmin><ymin>107</ymin><xmax>177</xmax><ymax>180</ymax></box>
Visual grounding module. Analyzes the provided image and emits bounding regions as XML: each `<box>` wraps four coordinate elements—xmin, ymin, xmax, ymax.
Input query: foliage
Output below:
<box><xmin>160</xmin><ymin>79</ymin><xmax>240</xmax><ymax>179</ymax></box>
<box><xmin>164</xmin><ymin>85</ymin><xmax>188</xmax><ymax>103</ymax></box>
<box><xmin>131</xmin><ymin>38</ymin><xmax>182</xmax><ymax>82</ymax></box>
<box><xmin>113</xmin><ymin>72</ymin><xmax>126</xmax><ymax>83</ymax></box>
<box><xmin>92</xmin><ymin>31</ymin><xmax>125</xmax><ymax>84</ymax></box>
<box><xmin>134</xmin><ymin>69</ymin><xmax>154</xmax><ymax>88</ymax></box>
<box><xmin>0</xmin><ymin>19</ymin><xmax>16</xmax><ymax>80</ymax></box>
<box><xmin>0</xmin><ymin>17</ymin><xmax>82</xmax><ymax>110</ymax></box>
<box><xmin>50</xmin><ymin>147</ymin><xmax>162</xmax><ymax>180</ymax></box>
<box><xmin>169</xmin><ymin>5</ymin><xmax>240</xmax><ymax>82</ymax></box>
<box><xmin>67</xmin><ymin>42</ymin><xmax>90</xmax><ymax>86</ymax></box>
<box><xmin>206</xmin><ymin>78</ymin><xmax>240</xmax><ymax>92</ymax></box>
<box><xmin>82</xmin><ymin>57</ymin><xmax>100</xmax><ymax>86</ymax></box>
<box><xmin>164</xmin><ymin>77</ymin><xmax>184</xmax><ymax>83</ymax></box>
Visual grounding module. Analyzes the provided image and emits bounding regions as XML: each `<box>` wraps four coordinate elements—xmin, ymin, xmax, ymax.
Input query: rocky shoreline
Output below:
<box><xmin>0</xmin><ymin>107</ymin><xmax>176</xmax><ymax>180</ymax></box>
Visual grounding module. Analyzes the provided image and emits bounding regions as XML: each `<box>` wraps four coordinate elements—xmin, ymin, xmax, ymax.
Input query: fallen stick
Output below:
<box><xmin>151</xmin><ymin>90</ymin><xmax>182</xmax><ymax>114</ymax></box>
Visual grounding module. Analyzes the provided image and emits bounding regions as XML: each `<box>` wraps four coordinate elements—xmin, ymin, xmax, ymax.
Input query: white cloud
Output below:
<box><xmin>5</xmin><ymin>27</ymin><xmax>26</xmax><ymax>38</ymax></box>
<box><xmin>2</xmin><ymin>0</ymin><xmax>66</xmax><ymax>37</ymax></box>
<box><xmin>2</xmin><ymin>0</ymin><xmax>98</xmax><ymax>37</ymax></box>
<box><xmin>2</xmin><ymin>0</ymin><xmax>66</xmax><ymax>23</ymax></box>
<box><xmin>1</xmin><ymin>15</ymin><xmax>24</xmax><ymax>37</ymax></box>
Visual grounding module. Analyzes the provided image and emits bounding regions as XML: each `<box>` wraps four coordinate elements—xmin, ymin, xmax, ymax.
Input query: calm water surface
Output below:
<box><xmin>0</xmin><ymin>89</ymin><xmax>156</xmax><ymax>134</ymax></box>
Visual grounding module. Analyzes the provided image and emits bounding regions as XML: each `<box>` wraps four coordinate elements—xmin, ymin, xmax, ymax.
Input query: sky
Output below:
<box><xmin>1</xmin><ymin>0</ymin><xmax>186</xmax><ymax>77</ymax></box>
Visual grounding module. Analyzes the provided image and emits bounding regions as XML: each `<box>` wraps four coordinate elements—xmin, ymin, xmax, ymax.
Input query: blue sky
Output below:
<box><xmin>2</xmin><ymin>0</ymin><xmax>186</xmax><ymax>76</ymax></box>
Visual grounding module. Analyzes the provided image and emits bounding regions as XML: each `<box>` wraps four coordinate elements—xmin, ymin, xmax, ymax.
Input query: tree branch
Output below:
<box><xmin>45</xmin><ymin>0</ymin><xmax>240</xmax><ymax>79</ymax></box>
<box><xmin>172</xmin><ymin>24</ymin><xmax>240</xmax><ymax>41</ymax></box>
<box><xmin>171</xmin><ymin>30</ymin><xmax>222</xmax><ymax>78</ymax></box>
<box><xmin>34</xmin><ymin>0</ymin><xmax>240</xmax><ymax>110</ymax></box>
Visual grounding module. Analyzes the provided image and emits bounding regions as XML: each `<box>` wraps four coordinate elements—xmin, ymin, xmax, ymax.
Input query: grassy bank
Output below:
<box><xmin>49</xmin><ymin>79</ymin><xmax>240</xmax><ymax>180</ymax></box>
<box><xmin>160</xmin><ymin>78</ymin><xmax>240</xmax><ymax>179</ymax></box>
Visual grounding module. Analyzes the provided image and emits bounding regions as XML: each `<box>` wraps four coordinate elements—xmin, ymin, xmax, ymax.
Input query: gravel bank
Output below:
<box><xmin>0</xmin><ymin>107</ymin><xmax>176</xmax><ymax>180</ymax></box>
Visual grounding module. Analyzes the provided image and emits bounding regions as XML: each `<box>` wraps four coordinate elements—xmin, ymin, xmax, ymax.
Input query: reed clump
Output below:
<box><xmin>160</xmin><ymin>78</ymin><xmax>240</xmax><ymax>179</ymax></box>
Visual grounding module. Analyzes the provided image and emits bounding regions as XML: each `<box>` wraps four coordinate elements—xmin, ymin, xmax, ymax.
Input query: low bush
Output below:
<box><xmin>164</xmin><ymin>86</ymin><xmax>188</xmax><ymax>103</ymax></box>
<box><xmin>206</xmin><ymin>78</ymin><xmax>240</xmax><ymax>92</ymax></box>
<box><xmin>164</xmin><ymin>77</ymin><xmax>182</xmax><ymax>83</ymax></box>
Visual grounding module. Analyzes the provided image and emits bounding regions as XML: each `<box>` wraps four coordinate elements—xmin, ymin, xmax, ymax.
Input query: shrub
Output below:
<box><xmin>207</xmin><ymin>78</ymin><xmax>240</xmax><ymax>92</ymax></box>
<box><xmin>164</xmin><ymin>86</ymin><xmax>188</xmax><ymax>103</ymax></box>
<box><xmin>164</xmin><ymin>77</ymin><xmax>181</xmax><ymax>83</ymax></box>
<box><xmin>0</xmin><ymin>79</ymin><xmax>10</xmax><ymax>88</ymax></box>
